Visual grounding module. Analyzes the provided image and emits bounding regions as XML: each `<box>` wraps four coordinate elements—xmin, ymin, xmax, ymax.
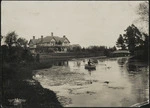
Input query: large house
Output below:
<box><xmin>28</xmin><ymin>32</ymin><xmax>70</xmax><ymax>53</ymax></box>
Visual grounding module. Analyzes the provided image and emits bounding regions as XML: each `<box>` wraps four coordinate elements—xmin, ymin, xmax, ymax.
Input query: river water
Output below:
<box><xmin>33</xmin><ymin>57</ymin><xmax>149</xmax><ymax>107</ymax></box>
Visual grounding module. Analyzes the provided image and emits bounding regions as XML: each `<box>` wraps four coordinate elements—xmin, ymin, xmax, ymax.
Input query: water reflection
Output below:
<box><xmin>126</xmin><ymin>58</ymin><xmax>148</xmax><ymax>73</ymax></box>
<box><xmin>77</xmin><ymin>61</ymin><xmax>81</xmax><ymax>67</ymax></box>
<box><xmin>88</xmin><ymin>70</ymin><xmax>91</xmax><ymax>76</ymax></box>
<box><xmin>34</xmin><ymin>57</ymin><xmax>149</xmax><ymax>107</ymax></box>
<box><xmin>53</xmin><ymin>60</ymin><xmax>69</xmax><ymax>66</ymax></box>
<box><xmin>117</xmin><ymin>57</ymin><xmax>127</xmax><ymax>66</ymax></box>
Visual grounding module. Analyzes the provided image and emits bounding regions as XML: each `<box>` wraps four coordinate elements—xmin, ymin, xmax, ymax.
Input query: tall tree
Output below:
<box><xmin>5</xmin><ymin>31</ymin><xmax>18</xmax><ymax>48</ymax></box>
<box><xmin>112</xmin><ymin>46</ymin><xmax>117</xmax><ymax>51</ymax></box>
<box><xmin>116</xmin><ymin>34</ymin><xmax>126</xmax><ymax>50</ymax></box>
<box><xmin>142</xmin><ymin>33</ymin><xmax>149</xmax><ymax>59</ymax></box>
<box><xmin>0</xmin><ymin>35</ymin><xmax>3</xmax><ymax>46</ymax></box>
<box><xmin>123</xmin><ymin>24</ymin><xmax>142</xmax><ymax>55</ymax></box>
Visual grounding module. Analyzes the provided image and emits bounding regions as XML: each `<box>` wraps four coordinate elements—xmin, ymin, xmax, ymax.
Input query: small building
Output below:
<box><xmin>111</xmin><ymin>50</ymin><xmax>130</xmax><ymax>57</ymax></box>
<box><xmin>28</xmin><ymin>32</ymin><xmax>70</xmax><ymax>53</ymax></box>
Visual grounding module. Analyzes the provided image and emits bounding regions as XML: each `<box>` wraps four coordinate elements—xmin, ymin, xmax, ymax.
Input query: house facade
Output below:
<box><xmin>28</xmin><ymin>32</ymin><xmax>70</xmax><ymax>53</ymax></box>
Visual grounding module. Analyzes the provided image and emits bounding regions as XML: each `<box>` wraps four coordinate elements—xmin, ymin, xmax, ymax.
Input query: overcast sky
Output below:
<box><xmin>1</xmin><ymin>1</ymin><xmax>144</xmax><ymax>47</ymax></box>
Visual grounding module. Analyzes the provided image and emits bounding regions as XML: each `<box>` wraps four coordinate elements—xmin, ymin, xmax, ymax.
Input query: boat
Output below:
<box><xmin>85</xmin><ymin>64</ymin><xmax>96</xmax><ymax>69</ymax></box>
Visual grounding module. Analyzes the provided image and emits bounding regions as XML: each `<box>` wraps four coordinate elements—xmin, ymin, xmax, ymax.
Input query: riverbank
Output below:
<box><xmin>2</xmin><ymin>61</ymin><xmax>62</xmax><ymax>108</ymax></box>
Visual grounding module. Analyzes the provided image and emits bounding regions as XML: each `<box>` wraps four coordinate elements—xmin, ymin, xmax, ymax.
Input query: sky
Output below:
<box><xmin>1</xmin><ymin>1</ymin><xmax>145</xmax><ymax>48</ymax></box>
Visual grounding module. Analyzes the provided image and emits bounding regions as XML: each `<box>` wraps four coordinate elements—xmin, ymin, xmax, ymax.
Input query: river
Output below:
<box><xmin>33</xmin><ymin>57</ymin><xmax>149</xmax><ymax>107</ymax></box>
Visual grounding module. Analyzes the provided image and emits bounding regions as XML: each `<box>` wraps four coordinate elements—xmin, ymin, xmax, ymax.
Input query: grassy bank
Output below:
<box><xmin>2</xmin><ymin>61</ymin><xmax>62</xmax><ymax>108</ymax></box>
<box><xmin>39</xmin><ymin>52</ymin><xmax>106</xmax><ymax>62</ymax></box>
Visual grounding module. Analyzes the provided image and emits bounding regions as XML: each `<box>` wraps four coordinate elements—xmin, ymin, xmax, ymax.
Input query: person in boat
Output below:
<box><xmin>88</xmin><ymin>59</ymin><xmax>92</xmax><ymax>66</ymax></box>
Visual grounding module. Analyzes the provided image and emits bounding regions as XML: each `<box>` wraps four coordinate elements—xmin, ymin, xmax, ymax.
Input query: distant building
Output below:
<box><xmin>28</xmin><ymin>32</ymin><xmax>70</xmax><ymax>53</ymax></box>
<box><xmin>111</xmin><ymin>50</ymin><xmax>130</xmax><ymax>57</ymax></box>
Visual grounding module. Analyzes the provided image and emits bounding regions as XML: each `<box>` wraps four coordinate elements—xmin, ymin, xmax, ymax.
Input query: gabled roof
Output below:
<box><xmin>42</xmin><ymin>36</ymin><xmax>55</xmax><ymax>43</ymax></box>
<box><xmin>29</xmin><ymin>36</ymin><xmax>70</xmax><ymax>45</ymax></box>
<box><xmin>28</xmin><ymin>38</ymin><xmax>41</xmax><ymax>45</ymax></box>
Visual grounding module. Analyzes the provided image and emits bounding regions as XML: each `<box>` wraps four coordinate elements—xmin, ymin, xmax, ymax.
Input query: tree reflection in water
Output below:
<box><xmin>77</xmin><ymin>61</ymin><xmax>81</xmax><ymax>67</ymax></box>
<box><xmin>53</xmin><ymin>60</ymin><xmax>69</xmax><ymax>66</ymax></box>
<box><xmin>117</xmin><ymin>57</ymin><xmax>127</xmax><ymax>66</ymax></box>
<box><xmin>87</xmin><ymin>68</ymin><xmax>96</xmax><ymax>84</ymax></box>
<box><xmin>126</xmin><ymin>58</ymin><xmax>148</xmax><ymax>73</ymax></box>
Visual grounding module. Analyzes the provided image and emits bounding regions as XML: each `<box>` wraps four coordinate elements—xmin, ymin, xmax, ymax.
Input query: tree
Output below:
<box><xmin>135</xmin><ymin>1</ymin><xmax>149</xmax><ymax>34</ymax></box>
<box><xmin>5</xmin><ymin>31</ymin><xmax>18</xmax><ymax>48</ymax></box>
<box><xmin>123</xmin><ymin>24</ymin><xmax>143</xmax><ymax>55</ymax></box>
<box><xmin>0</xmin><ymin>35</ymin><xmax>3</xmax><ymax>46</ymax></box>
<box><xmin>136</xmin><ymin>1</ymin><xmax>149</xmax><ymax>23</ymax></box>
<box><xmin>142</xmin><ymin>33</ymin><xmax>149</xmax><ymax>60</ymax></box>
<box><xmin>73</xmin><ymin>46</ymin><xmax>81</xmax><ymax>52</ymax></box>
<box><xmin>116</xmin><ymin>34</ymin><xmax>126</xmax><ymax>50</ymax></box>
<box><xmin>3</xmin><ymin>31</ymin><xmax>34</xmax><ymax>62</ymax></box>
<box><xmin>0</xmin><ymin>35</ymin><xmax>3</xmax><ymax>60</ymax></box>
<box><xmin>17</xmin><ymin>38</ymin><xmax>28</xmax><ymax>48</ymax></box>
<box><xmin>112</xmin><ymin>46</ymin><xmax>117</xmax><ymax>51</ymax></box>
<box><xmin>143</xmin><ymin>33</ymin><xmax>149</xmax><ymax>47</ymax></box>
<box><xmin>134</xmin><ymin>1</ymin><xmax>149</xmax><ymax>60</ymax></box>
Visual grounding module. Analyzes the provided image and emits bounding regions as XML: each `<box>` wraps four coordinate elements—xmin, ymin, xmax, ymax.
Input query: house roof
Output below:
<box><xmin>29</xmin><ymin>36</ymin><xmax>70</xmax><ymax>45</ymax></box>
<box><xmin>112</xmin><ymin>50</ymin><xmax>130</xmax><ymax>54</ymax></box>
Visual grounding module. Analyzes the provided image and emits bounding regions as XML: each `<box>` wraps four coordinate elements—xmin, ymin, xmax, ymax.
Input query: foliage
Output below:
<box><xmin>123</xmin><ymin>24</ymin><xmax>143</xmax><ymax>55</ymax></box>
<box><xmin>2</xmin><ymin>61</ymin><xmax>62</xmax><ymax>108</ymax></box>
<box><xmin>112</xmin><ymin>46</ymin><xmax>117</xmax><ymax>51</ymax></box>
<box><xmin>116</xmin><ymin>23</ymin><xmax>149</xmax><ymax>60</ymax></box>
<box><xmin>2</xmin><ymin>31</ymin><xmax>34</xmax><ymax>63</ymax></box>
<box><xmin>135</xmin><ymin>1</ymin><xmax>149</xmax><ymax>34</ymax></box>
<box><xmin>5</xmin><ymin>31</ymin><xmax>18</xmax><ymax>48</ymax></box>
<box><xmin>87</xmin><ymin>46</ymin><xmax>106</xmax><ymax>52</ymax></box>
<box><xmin>67</xmin><ymin>45</ymin><xmax>116</xmax><ymax>57</ymax></box>
<box><xmin>116</xmin><ymin>34</ymin><xmax>126</xmax><ymax>50</ymax></box>
<box><xmin>17</xmin><ymin>37</ymin><xmax>28</xmax><ymax>48</ymax></box>
<box><xmin>2</xmin><ymin>45</ymin><xmax>33</xmax><ymax>63</ymax></box>
<box><xmin>143</xmin><ymin>33</ymin><xmax>149</xmax><ymax>48</ymax></box>
<box><xmin>136</xmin><ymin>1</ymin><xmax>149</xmax><ymax>22</ymax></box>
<box><xmin>68</xmin><ymin>46</ymin><xmax>82</xmax><ymax>52</ymax></box>
<box><xmin>137</xmin><ymin>33</ymin><xmax>149</xmax><ymax>61</ymax></box>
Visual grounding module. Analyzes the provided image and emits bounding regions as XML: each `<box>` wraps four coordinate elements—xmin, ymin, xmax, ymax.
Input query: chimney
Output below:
<box><xmin>51</xmin><ymin>32</ymin><xmax>53</xmax><ymax>36</ymax></box>
<box><xmin>63</xmin><ymin>35</ymin><xmax>66</xmax><ymax>38</ymax></box>
<box><xmin>41</xmin><ymin>35</ymin><xmax>43</xmax><ymax>42</ymax></box>
<box><xmin>33</xmin><ymin>36</ymin><xmax>35</xmax><ymax>39</ymax></box>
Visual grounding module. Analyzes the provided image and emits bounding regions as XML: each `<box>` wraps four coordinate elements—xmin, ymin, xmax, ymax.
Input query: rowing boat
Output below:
<box><xmin>85</xmin><ymin>64</ymin><xmax>96</xmax><ymax>69</ymax></box>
